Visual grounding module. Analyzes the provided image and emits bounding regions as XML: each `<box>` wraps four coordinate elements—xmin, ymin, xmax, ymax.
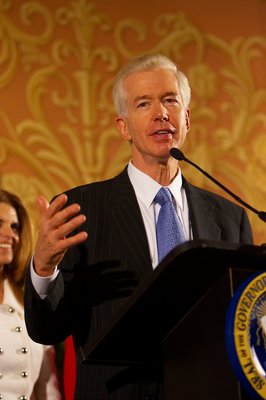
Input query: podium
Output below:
<box><xmin>81</xmin><ymin>240</ymin><xmax>266</xmax><ymax>399</ymax></box>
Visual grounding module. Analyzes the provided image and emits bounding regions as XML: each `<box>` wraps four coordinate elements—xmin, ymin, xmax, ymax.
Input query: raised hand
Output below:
<box><xmin>33</xmin><ymin>194</ymin><xmax>88</xmax><ymax>277</ymax></box>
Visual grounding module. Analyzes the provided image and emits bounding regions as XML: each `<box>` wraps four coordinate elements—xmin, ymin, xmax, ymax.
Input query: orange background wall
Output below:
<box><xmin>0</xmin><ymin>0</ymin><xmax>266</xmax><ymax>244</ymax></box>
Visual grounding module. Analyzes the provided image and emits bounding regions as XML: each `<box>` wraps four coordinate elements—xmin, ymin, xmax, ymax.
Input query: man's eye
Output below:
<box><xmin>137</xmin><ymin>101</ymin><xmax>148</xmax><ymax>108</ymax></box>
<box><xmin>164</xmin><ymin>98</ymin><xmax>177</xmax><ymax>104</ymax></box>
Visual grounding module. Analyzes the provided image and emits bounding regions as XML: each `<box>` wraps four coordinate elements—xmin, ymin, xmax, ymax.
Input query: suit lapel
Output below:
<box><xmin>184</xmin><ymin>180</ymin><xmax>222</xmax><ymax>240</ymax></box>
<box><xmin>110</xmin><ymin>168</ymin><xmax>152</xmax><ymax>275</ymax></box>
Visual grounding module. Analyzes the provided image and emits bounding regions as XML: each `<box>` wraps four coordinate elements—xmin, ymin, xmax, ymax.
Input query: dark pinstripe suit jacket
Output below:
<box><xmin>24</xmin><ymin>166</ymin><xmax>253</xmax><ymax>400</ymax></box>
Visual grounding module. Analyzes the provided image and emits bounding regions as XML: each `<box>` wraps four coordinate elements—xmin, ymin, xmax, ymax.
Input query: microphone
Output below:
<box><xmin>170</xmin><ymin>147</ymin><xmax>266</xmax><ymax>223</ymax></box>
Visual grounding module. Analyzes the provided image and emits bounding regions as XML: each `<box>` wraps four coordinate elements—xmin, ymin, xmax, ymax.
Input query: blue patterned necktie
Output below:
<box><xmin>154</xmin><ymin>187</ymin><xmax>186</xmax><ymax>263</ymax></box>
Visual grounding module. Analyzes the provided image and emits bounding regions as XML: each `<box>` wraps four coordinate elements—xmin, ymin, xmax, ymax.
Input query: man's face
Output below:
<box><xmin>116</xmin><ymin>69</ymin><xmax>190</xmax><ymax>169</ymax></box>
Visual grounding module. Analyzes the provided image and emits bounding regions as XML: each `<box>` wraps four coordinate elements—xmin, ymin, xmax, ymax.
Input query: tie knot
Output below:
<box><xmin>154</xmin><ymin>187</ymin><xmax>172</xmax><ymax>206</ymax></box>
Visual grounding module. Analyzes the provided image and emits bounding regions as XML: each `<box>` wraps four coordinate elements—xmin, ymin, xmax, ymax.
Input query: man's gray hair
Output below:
<box><xmin>112</xmin><ymin>53</ymin><xmax>191</xmax><ymax>116</ymax></box>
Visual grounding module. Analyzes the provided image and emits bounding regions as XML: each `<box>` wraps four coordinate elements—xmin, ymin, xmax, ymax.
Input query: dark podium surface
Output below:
<box><xmin>81</xmin><ymin>239</ymin><xmax>266</xmax><ymax>400</ymax></box>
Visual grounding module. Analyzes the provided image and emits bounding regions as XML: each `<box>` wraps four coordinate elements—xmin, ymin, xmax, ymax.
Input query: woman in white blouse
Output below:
<box><xmin>0</xmin><ymin>189</ymin><xmax>61</xmax><ymax>399</ymax></box>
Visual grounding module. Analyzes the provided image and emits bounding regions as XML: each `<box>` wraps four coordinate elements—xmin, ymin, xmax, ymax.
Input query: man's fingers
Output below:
<box><xmin>46</xmin><ymin>194</ymin><xmax>68</xmax><ymax>217</ymax></box>
<box><xmin>37</xmin><ymin>194</ymin><xmax>50</xmax><ymax>212</ymax></box>
<box><xmin>34</xmin><ymin>193</ymin><xmax>88</xmax><ymax>276</ymax></box>
<box><xmin>58</xmin><ymin>231</ymin><xmax>88</xmax><ymax>251</ymax></box>
<box><xmin>51</xmin><ymin>205</ymin><xmax>85</xmax><ymax>232</ymax></box>
<box><xmin>55</xmin><ymin>214</ymin><xmax>87</xmax><ymax>239</ymax></box>
<box><xmin>37</xmin><ymin>193</ymin><xmax>86</xmax><ymax>231</ymax></box>
<box><xmin>37</xmin><ymin>193</ymin><xmax>68</xmax><ymax>218</ymax></box>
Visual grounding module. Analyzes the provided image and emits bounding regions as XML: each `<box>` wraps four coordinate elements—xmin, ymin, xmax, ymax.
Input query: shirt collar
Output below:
<box><xmin>127</xmin><ymin>161</ymin><xmax>184</xmax><ymax>210</ymax></box>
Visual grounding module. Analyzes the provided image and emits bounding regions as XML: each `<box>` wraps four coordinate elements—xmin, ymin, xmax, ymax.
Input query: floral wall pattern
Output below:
<box><xmin>0</xmin><ymin>0</ymin><xmax>265</xmax><ymax>244</ymax></box>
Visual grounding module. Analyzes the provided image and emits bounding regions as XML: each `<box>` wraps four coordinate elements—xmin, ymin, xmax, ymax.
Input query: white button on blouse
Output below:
<box><xmin>0</xmin><ymin>279</ymin><xmax>61</xmax><ymax>399</ymax></box>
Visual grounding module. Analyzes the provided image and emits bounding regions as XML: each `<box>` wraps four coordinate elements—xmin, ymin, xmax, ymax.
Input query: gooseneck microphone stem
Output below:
<box><xmin>184</xmin><ymin>157</ymin><xmax>258</xmax><ymax>213</ymax></box>
<box><xmin>170</xmin><ymin>147</ymin><xmax>266</xmax><ymax>223</ymax></box>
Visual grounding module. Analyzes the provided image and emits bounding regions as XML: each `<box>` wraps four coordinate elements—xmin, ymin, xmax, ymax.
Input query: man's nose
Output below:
<box><xmin>156</xmin><ymin>113</ymin><xmax>169</xmax><ymax>122</ymax></box>
<box><xmin>154</xmin><ymin>104</ymin><xmax>169</xmax><ymax>121</ymax></box>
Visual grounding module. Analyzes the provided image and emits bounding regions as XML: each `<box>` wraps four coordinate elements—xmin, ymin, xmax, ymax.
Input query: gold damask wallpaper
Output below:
<box><xmin>0</xmin><ymin>0</ymin><xmax>265</xmax><ymax>244</ymax></box>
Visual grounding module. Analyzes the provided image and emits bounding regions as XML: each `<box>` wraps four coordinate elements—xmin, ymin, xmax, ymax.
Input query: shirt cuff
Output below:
<box><xmin>30</xmin><ymin>256</ymin><xmax>59</xmax><ymax>299</ymax></box>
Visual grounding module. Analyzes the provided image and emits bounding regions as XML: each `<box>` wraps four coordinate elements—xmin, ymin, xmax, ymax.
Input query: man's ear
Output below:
<box><xmin>185</xmin><ymin>108</ymin><xmax>190</xmax><ymax>132</ymax></box>
<box><xmin>116</xmin><ymin>117</ymin><xmax>132</xmax><ymax>141</ymax></box>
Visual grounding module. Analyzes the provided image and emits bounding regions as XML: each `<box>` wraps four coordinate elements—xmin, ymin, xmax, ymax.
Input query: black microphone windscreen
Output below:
<box><xmin>170</xmin><ymin>148</ymin><xmax>185</xmax><ymax>161</ymax></box>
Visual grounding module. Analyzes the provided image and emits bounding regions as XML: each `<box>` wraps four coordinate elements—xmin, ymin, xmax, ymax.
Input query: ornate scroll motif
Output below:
<box><xmin>0</xmin><ymin>1</ymin><xmax>265</xmax><ymax>242</ymax></box>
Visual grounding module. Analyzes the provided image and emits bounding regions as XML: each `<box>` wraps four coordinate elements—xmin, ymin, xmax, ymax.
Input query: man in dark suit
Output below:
<box><xmin>24</xmin><ymin>53</ymin><xmax>253</xmax><ymax>400</ymax></box>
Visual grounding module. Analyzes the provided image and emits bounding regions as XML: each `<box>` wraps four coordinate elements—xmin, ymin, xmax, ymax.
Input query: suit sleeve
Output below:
<box><xmin>24</xmin><ymin>265</ymin><xmax>76</xmax><ymax>345</ymax></box>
